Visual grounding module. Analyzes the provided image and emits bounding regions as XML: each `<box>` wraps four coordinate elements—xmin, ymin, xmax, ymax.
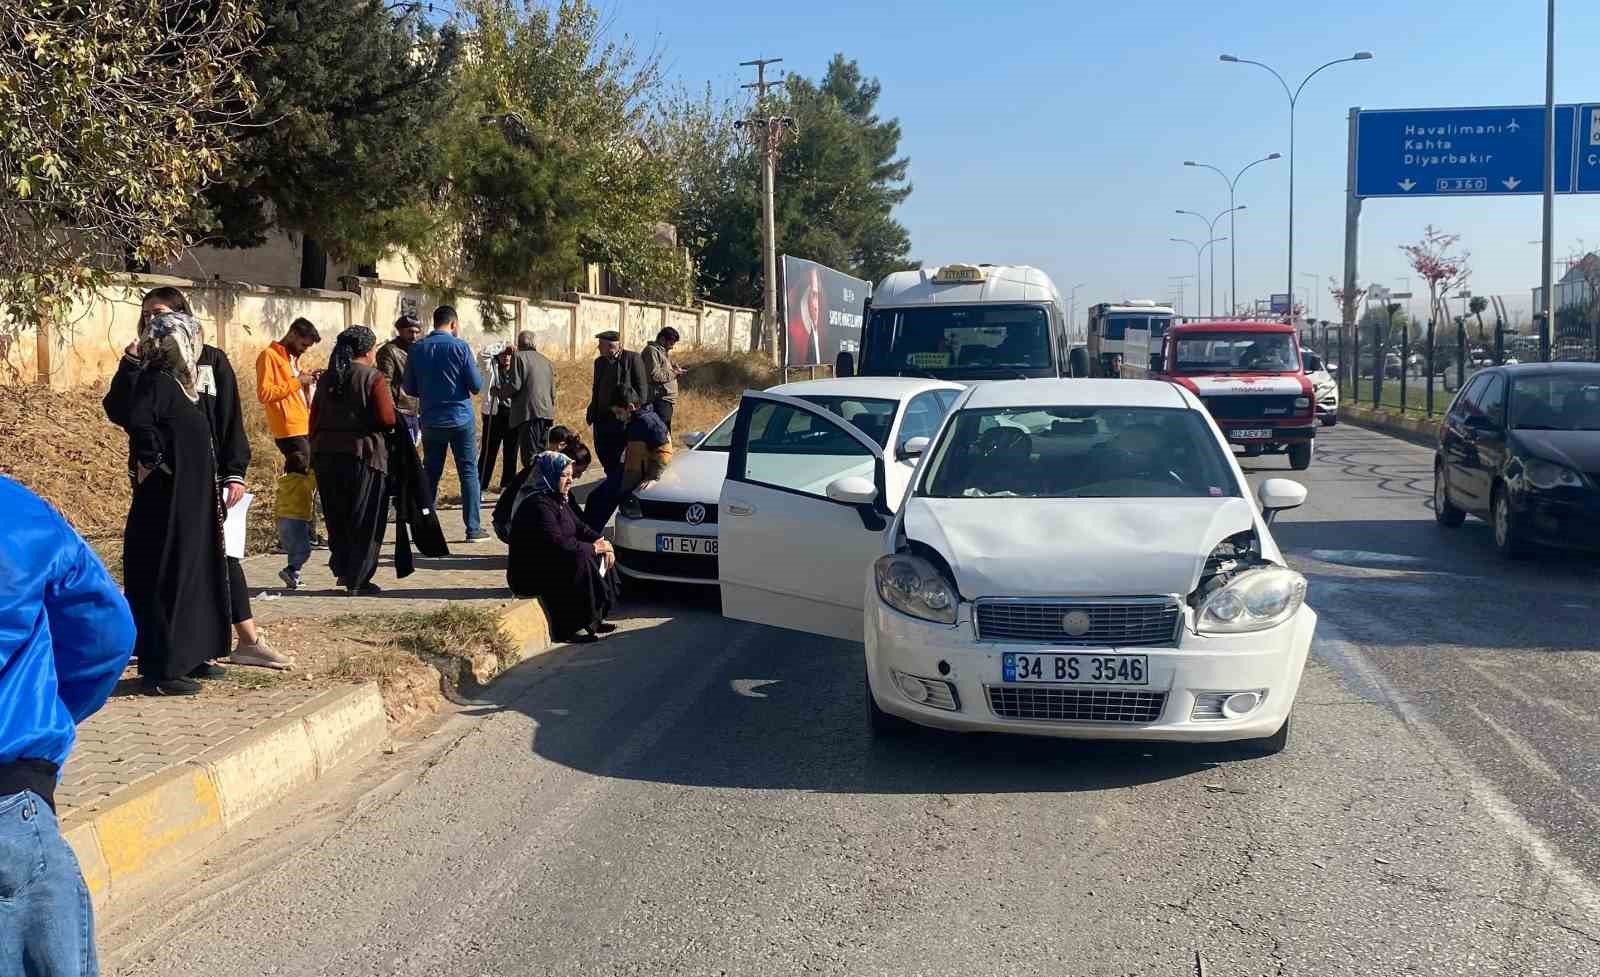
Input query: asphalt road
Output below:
<box><xmin>104</xmin><ymin>423</ymin><xmax>1600</xmax><ymax>977</ymax></box>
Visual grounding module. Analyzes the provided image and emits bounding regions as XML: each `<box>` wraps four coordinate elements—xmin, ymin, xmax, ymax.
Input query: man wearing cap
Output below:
<box><xmin>586</xmin><ymin>330</ymin><xmax>649</xmax><ymax>480</ymax></box>
<box><xmin>377</xmin><ymin>314</ymin><xmax>423</xmax><ymax>444</ymax></box>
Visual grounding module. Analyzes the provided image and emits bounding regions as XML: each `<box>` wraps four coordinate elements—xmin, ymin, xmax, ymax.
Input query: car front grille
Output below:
<box><xmin>1200</xmin><ymin>394</ymin><xmax>1301</xmax><ymax>420</ymax></box>
<box><xmin>974</xmin><ymin>598</ymin><xmax>1181</xmax><ymax>646</ymax></box>
<box><xmin>616</xmin><ymin>548</ymin><xmax>718</xmax><ymax>580</ymax></box>
<box><xmin>637</xmin><ymin>500</ymin><xmax>718</xmax><ymax>524</ymax></box>
<box><xmin>986</xmin><ymin>686</ymin><xmax>1167</xmax><ymax>724</ymax></box>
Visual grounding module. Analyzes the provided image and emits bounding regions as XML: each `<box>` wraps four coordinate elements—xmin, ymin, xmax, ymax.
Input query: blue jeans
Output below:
<box><xmin>421</xmin><ymin>421</ymin><xmax>482</xmax><ymax>535</ymax></box>
<box><xmin>276</xmin><ymin>518</ymin><xmax>312</xmax><ymax>572</ymax></box>
<box><xmin>0</xmin><ymin>791</ymin><xmax>98</xmax><ymax>976</ymax></box>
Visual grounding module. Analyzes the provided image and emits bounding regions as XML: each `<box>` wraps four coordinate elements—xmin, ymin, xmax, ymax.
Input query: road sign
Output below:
<box><xmin>1270</xmin><ymin>293</ymin><xmax>1291</xmax><ymax>314</ymax></box>
<box><xmin>1355</xmin><ymin>105</ymin><xmax>1578</xmax><ymax>198</ymax></box>
<box><xmin>1578</xmin><ymin>105</ymin><xmax>1600</xmax><ymax>193</ymax></box>
<box><xmin>1391</xmin><ymin>291</ymin><xmax>1413</xmax><ymax>300</ymax></box>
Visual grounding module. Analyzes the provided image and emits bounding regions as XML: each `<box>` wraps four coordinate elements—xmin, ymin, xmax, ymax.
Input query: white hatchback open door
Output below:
<box><xmin>718</xmin><ymin>391</ymin><xmax>895</xmax><ymax>643</ymax></box>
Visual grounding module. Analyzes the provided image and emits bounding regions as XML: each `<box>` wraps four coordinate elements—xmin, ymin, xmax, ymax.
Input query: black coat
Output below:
<box><xmin>385</xmin><ymin>428</ymin><xmax>449</xmax><ymax>577</ymax></box>
<box><xmin>105</xmin><ymin>346</ymin><xmax>250</xmax><ymax>485</ymax></box>
<box><xmin>586</xmin><ymin>349</ymin><xmax>649</xmax><ymax>426</ymax></box>
<box><xmin>506</xmin><ymin>492</ymin><xmax>614</xmax><ymax>636</ymax></box>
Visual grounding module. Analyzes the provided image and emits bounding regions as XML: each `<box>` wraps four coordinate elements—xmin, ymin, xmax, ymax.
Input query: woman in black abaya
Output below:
<box><xmin>122</xmin><ymin>312</ymin><xmax>232</xmax><ymax>695</ymax></box>
<box><xmin>310</xmin><ymin>326</ymin><xmax>397</xmax><ymax>596</ymax></box>
<box><xmin>506</xmin><ymin>451</ymin><xmax>617</xmax><ymax>643</ymax></box>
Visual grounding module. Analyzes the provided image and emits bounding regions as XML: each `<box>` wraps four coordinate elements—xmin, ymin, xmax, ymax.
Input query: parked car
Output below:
<box><xmin>717</xmin><ymin>378</ymin><xmax>1315</xmax><ymax>755</ymax></box>
<box><xmin>1301</xmin><ymin>350</ymin><xmax>1338</xmax><ymax>426</ymax></box>
<box><xmin>613</xmin><ymin>377</ymin><xmax>964</xmax><ymax>585</ymax></box>
<box><xmin>1434</xmin><ymin>363</ymin><xmax>1600</xmax><ymax>557</ymax></box>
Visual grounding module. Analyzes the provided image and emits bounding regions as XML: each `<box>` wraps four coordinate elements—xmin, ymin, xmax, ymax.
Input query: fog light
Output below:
<box><xmin>896</xmin><ymin>671</ymin><xmax>931</xmax><ymax>703</ymax></box>
<box><xmin>1222</xmin><ymin>691</ymin><xmax>1263</xmax><ymax>719</ymax></box>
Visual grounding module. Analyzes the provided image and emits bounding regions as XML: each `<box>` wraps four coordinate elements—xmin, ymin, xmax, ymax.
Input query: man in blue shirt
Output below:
<box><xmin>0</xmin><ymin>476</ymin><xmax>136</xmax><ymax>975</ymax></box>
<box><xmin>403</xmin><ymin>305</ymin><xmax>489</xmax><ymax>541</ymax></box>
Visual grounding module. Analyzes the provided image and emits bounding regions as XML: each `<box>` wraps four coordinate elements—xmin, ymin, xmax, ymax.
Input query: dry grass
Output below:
<box><xmin>323</xmin><ymin>605</ymin><xmax>521</xmax><ymax>721</ymax></box>
<box><xmin>1</xmin><ymin>349</ymin><xmax>777</xmax><ymax>574</ymax></box>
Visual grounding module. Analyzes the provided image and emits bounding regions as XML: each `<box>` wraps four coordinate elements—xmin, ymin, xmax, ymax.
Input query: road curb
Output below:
<box><xmin>1338</xmin><ymin>404</ymin><xmax>1440</xmax><ymax>448</ymax></box>
<box><xmin>498</xmin><ymin>597</ymin><xmax>553</xmax><ymax>659</ymax></box>
<box><xmin>61</xmin><ymin>682</ymin><xmax>387</xmax><ymax>910</ymax></box>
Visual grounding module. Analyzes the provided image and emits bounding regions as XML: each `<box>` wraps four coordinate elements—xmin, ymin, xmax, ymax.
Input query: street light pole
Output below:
<box><xmin>1540</xmin><ymin>0</ymin><xmax>1556</xmax><ymax>363</ymax></box>
<box><xmin>1185</xmin><ymin>154</ymin><xmax>1281</xmax><ymax>312</ymax></box>
<box><xmin>1173</xmin><ymin>237</ymin><xmax>1227</xmax><ymax>318</ymax></box>
<box><xmin>1068</xmin><ymin>282</ymin><xmax>1087</xmax><ymax>337</ymax></box>
<box><xmin>1178</xmin><ymin>206</ymin><xmax>1244</xmax><ymax>317</ymax></box>
<box><xmin>1221</xmin><ymin>52</ymin><xmax>1373</xmax><ymax>330</ymax></box>
<box><xmin>1300</xmin><ymin>272</ymin><xmax>1320</xmax><ymax>320</ymax></box>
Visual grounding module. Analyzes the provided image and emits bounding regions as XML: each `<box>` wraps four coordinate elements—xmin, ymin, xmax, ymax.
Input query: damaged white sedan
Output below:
<box><xmin>717</xmin><ymin>379</ymin><xmax>1315</xmax><ymax>755</ymax></box>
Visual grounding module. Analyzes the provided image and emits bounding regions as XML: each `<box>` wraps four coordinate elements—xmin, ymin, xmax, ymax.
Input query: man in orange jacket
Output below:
<box><xmin>257</xmin><ymin>318</ymin><xmax>322</xmax><ymax>589</ymax></box>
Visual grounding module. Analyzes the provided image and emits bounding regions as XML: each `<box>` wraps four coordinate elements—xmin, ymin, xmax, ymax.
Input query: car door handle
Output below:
<box><xmin>726</xmin><ymin>503</ymin><xmax>756</xmax><ymax>517</ymax></box>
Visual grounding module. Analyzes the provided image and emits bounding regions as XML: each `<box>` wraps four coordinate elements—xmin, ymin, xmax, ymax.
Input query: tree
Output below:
<box><xmin>196</xmin><ymin>0</ymin><xmax>460</xmax><ymax>285</ymax></box>
<box><xmin>1468</xmin><ymin>295</ymin><xmax>1490</xmax><ymax>343</ymax></box>
<box><xmin>1401</xmin><ymin>225</ymin><xmax>1470</xmax><ymax>336</ymax></box>
<box><xmin>1</xmin><ymin>0</ymin><xmax>261</xmax><ymax>349</ymax></box>
<box><xmin>651</xmin><ymin>87</ymin><xmax>758</xmax><ymax>305</ymax></box>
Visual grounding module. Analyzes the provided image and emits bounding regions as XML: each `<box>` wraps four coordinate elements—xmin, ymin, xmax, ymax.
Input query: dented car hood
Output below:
<box><xmin>902</xmin><ymin>496</ymin><xmax>1260</xmax><ymax>599</ymax></box>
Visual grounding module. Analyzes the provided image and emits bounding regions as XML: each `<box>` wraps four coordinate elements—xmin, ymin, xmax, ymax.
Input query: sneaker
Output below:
<box><xmin>230</xmin><ymin>640</ymin><xmax>294</xmax><ymax>670</ymax></box>
<box><xmin>278</xmin><ymin>567</ymin><xmax>302</xmax><ymax>591</ymax></box>
<box><xmin>189</xmin><ymin>663</ymin><xmax>227</xmax><ymax>680</ymax></box>
<box><xmin>464</xmin><ymin>530</ymin><xmax>492</xmax><ymax>543</ymax></box>
<box><xmin>594</xmin><ymin>622</ymin><xmax>618</xmax><ymax>635</ymax></box>
<box><xmin>143</xmin><ymin>677</ymin><xmax>202</xmax><ymax>696</ymax></box>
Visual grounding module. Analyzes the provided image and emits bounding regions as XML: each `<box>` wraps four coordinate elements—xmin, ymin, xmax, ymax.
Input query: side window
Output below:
<box><xmin>741</xmin><ymin>402</ymin><xmax>875</xmax><ymax>498</ymax></box>
<box><xmin>1478</xmin><ymin>375</ymin><xmax>1507</xmax><ymax>426</ymax></box>
<box><xmin>1451</xmin><ymin>375</ymin><xmax>1488</xmax><ymax>419</ymax></box>
<box><xmin>897</xmin><ymin>392</ymin><xmax>947</xmax><ymax>449</ymax></box>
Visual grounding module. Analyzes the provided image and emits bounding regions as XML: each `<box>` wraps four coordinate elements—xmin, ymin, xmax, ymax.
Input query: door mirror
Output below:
<box><xmin>1257</xmin><ymin>478</ymin><xmax>1307</xmax><ymax>525</ymax></box>
<box><xmin>825</xmin><ymin>475</ymin><xmax>878</xmax><ymax>506</ymax></box>
<box><xmin>682</xmin><ymin>431</ymin><xmax>706</xmax><ymax>448</ymax></box>
<box><xmin>1464</xmin><ymin>413</ymin><xmax>1497</xmax><ymax>434</ymax></box>
<box><xmin>899</xmin><ymin>436</ymin><xmax>930</xmax><ymax>459</ymax></box>
<box><xmin>835</xmin><ymin>351</ymin><xmax>855</xmax><ymax>378</ymax></box>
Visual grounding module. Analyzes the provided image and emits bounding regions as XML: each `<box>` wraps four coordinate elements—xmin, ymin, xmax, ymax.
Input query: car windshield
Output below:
<box><xmin>695</xmin><ymin>396</ymin><xmax>899</xmax><ymax>450</ymax></box>
<box><xmin>920</xmin><ymin>405</ymin><xmax>1239</xmax><ymax>499</ymax></box>
<box><xmin>1511</xmin><ymin>375</ymin><xmax>1600</xmax><ymax>431</ymax></box>
<box><xmin>1175</xmin><ymin>333</ymin><xmax>1298</xmax><ymax>373</ymax></box>
<box><xmin>861</xmin><ymin>304</ymin><xmax>1053</xmax><ymax>378</ymax></box>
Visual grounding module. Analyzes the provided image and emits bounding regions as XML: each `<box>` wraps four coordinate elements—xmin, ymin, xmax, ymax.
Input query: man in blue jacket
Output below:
<box><xmin>0</xmin><ymin>476</ymin><xmax>136</xmax><ymax>976</ymax></box>
<box><xmin>403</xmin><ymin>305</ymin><xmax>489</xmax><ymax>542</ymax></box>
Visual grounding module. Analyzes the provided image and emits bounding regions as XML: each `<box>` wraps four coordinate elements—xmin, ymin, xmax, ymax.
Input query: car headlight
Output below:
<box><xmin>1196</xmin><ymin>568</ymin><xmax>1307</xmax><ymax>634</ymax></box>
<box><xmin>874</xmin><ymin>553</ymin><xmax>958</xmax><ymax>625</ymax></box>
<box><xmin>1294</xmin><ymin>396</ymin><xmax>1311</xmax><ymax>410</ymax></box>
<box><xmin>1525</xmin><ymin>459</ymin><xmax>1585</xmax><ymax>490</ymax></box>
<box><xmin>618</xmin><ymin>496</ymin><xmax>643</xmax><ymax>519</ymax></box>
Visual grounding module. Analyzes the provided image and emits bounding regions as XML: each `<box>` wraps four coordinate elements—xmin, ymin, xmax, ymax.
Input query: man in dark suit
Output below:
<box><xmin>496</xmin><ymin>330</ymin><xmax>557</xmax><ymax>472</ymax></box>
<box><xmin>586</xmin><ymin>330</ymin><xmax>648</xmax><ymax>479</ymax></box>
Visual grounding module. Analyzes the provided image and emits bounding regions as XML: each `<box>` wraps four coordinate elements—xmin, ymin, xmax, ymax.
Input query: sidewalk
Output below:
<box><xmin>61</xmin><ymin>497</ymin><xmax>546</xmax><ymax>907</ymax></box>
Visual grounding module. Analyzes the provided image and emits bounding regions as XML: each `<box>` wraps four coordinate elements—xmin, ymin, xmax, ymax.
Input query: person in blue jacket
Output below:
<box><xmin>0</xmin><ymin>476</ymin><xmax>136</xmax><ymax>976</ymax></box>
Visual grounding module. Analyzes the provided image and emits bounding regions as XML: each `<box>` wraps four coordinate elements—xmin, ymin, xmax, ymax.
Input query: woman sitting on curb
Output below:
<box><xmin>506</xmin><ymin>451</ymin><xmax>617</xmax><ymax>643</ymax></box>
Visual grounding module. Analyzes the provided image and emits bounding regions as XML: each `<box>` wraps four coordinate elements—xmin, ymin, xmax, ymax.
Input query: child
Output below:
<box><xmin>275</xmin><ymin>471</ymin><xmax>315</xmax><ymax>589</ymax></box>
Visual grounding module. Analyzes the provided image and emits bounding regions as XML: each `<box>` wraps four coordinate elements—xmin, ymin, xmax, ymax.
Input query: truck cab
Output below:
<box><xmin>1146</xmin><ymin>320</ymin><xmax>1316</xmax><ymax>470</ymax></box>
<box><xmin>840</xmin><ymin>264</ymin><xmax>1087</xmax><ymax>382</ymax></box>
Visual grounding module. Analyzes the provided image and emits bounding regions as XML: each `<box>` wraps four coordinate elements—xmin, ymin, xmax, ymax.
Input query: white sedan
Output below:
<box><xmin>717</xmin><ymin>379</ymin><xmax>1316</xmax><ymax>755</ymax></box>
<box><xmin>613</xmin><ymin>377</ymin><xmax>965</xmax><ymax>585</ymax></box>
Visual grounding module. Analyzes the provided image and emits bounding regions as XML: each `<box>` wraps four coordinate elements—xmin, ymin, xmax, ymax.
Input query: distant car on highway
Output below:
<box><xmin>1434</xmin><ymin>363</ymin><xmax>1600</xmax><ymax>558</ymax></box>
<box><xmin>613</xmin><ymin>377</ymin><xmax>963</xmax><ymax>585</ymax></box>
<box><xmin>1302</xmin><ymin>350</ymin><xmax>1338</xmax><ymax>426</ymax></box>
<box><xmin>717</xmin><ymin>378</ymin><xmax>1316</xmax><ymax>756</ymax></box>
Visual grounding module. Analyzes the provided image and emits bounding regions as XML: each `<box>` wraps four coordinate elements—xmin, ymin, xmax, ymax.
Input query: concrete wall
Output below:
<box><xmin>8</xmin><ymin>273</ymin><xmax>760</xmax><ymax>389</ymax></box>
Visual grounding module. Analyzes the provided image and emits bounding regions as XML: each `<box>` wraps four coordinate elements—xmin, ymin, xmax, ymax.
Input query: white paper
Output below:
<box><xmin>224</xmin><ymin>492</ymin><xmax>253</xmax><ymax>560</ymax></box>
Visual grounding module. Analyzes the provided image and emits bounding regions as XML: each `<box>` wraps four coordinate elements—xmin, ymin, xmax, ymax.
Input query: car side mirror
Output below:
<box><xmin>898</xmin><ymin>436</ymin><xmax>930</xmax><ymax>459</ymax></box>
<box><xmin>825</xmin><ymin>475</ymin><xmax>879</xmax><ymax>506</ymax></box>
<box><xmin>1257</xmin><ymin>478</ymin><xmax>1307</xmax><ymax>525</ymax></box>
<box><xmin>1464</xmin><ymin>414</ymin><xmax>1497</xmax><ymax>434</ymax></box>
<box><xmin>682</xmin><ymin>431</ymin><xmax>706</xmax><ymax>448</ymax></box>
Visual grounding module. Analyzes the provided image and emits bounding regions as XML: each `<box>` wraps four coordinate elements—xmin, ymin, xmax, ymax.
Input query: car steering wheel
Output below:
<box><xmin>973</xmin><ymin>426</ymin><xmax>1031</xmax><ymax>465</ymax></box>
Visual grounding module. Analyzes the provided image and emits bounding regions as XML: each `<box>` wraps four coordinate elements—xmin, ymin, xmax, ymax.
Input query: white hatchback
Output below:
<box><xmin>717</xmin><ymin>379</ymin><xmax>1316</xmax><ymax>755</ymax></box>
<box><xmin>613</xmin><ymin>377</ymin><xmax>964</xmax><ymax>585</ymax></box>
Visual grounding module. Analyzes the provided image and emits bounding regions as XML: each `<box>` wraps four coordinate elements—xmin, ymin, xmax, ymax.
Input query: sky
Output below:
<box><xmin>602</xmin><ymin>0</ymin><xmax>1600</xmax><ymax>325</ymax></box>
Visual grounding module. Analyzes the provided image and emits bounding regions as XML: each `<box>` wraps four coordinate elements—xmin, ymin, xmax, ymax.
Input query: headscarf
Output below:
<box><xmin>139</xmin><ymin>311</ymin><xmax>203</xmax><ymax>402</ymax></box>
<box><xmin>327</xmin><ymin>325</ymin><xmax>377</xmax><ymax>395</ymax></box>
<box><xmin>508</xmin><ymin>450</ymin><xmax>573</xmax><ymax>525</ymax></box>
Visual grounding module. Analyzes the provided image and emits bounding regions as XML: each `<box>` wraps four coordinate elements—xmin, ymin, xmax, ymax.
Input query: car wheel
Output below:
<box><xmin>1241</xmin><ymin>445</ymin><xmax>1264</xmax><ymax>458</ymax></box>
<box><xmin>1233</xmin><ymin>713</ymin><xmax>1290</xmax><ymax>758</ymax></box>
<box><xmin>1288</xmin><ymin>442</ymin><xmax>1313</xmax><ymax>470</ymax></box>
<box><xmin>1491</xmin><ymin>486</ymin><xmax>1530</xmax><ymax>559</ymax></box>
<box><xmin>866</xmin><ymin>668</ymin><xmax>915</xmax><ymax>738</ymax></box>
<box><xmin>1434</xmin><ymin>464</ymin><xmax>1466</xmax><ymax>527</ymax></box>
<box><xmin>1320</xmin><ymin>414</ymin><xmax>1338</xmax><ymax>427</ymax></box>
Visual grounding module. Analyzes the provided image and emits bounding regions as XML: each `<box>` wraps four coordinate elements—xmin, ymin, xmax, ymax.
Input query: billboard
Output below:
<box><xmin>1270</xmin><ymin>293</ymin><xmax>1292</xmax><ymax>314</ymax></box>
<box><xmin>781</xmin><ymin>256</ymin><xmax>869</xmax><ymax>368</ymax></box>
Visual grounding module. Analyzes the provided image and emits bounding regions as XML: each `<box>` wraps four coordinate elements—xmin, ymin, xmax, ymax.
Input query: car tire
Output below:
<box><xmin>1288</xmin><ymin>442</ymin><xmax>1313</xmax><ymax>470</ymax></box>
<box><xmin>1234</xmin><ymin>713</ymin><xmax>1290</xmax><ymax>758</ymax></box>
<box><xmin>1434</xmin><ymin>464</ymin><xmax>1466</xmax><ymax>528</ymax></box>
<box><xmin>1319</xmin><ymin>414</ymin><xmax>1338</xmax><ymax>427</ymax></box>
<box><xmin>1241</xmin><ymin>445</ymin><xmax>1264</xmax><ymax>458</ymax></box>
<box><xmin>1491</xmin><ymin>486</ymin><xmax>1531</xmax><ymax>560</ymax></box>
<box><xmin>866</xmin><ymin>669</ymin><xmax>915</xmax><ymax>738</ymax></box>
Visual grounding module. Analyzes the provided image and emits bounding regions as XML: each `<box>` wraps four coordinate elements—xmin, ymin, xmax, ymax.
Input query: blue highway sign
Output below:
<box><xmin>1355</xmin><ymin>105</ymin><xmax>1577</xmax><ymax>199</ymax></box>
<box><xmin>1578</xmin><ymin>105</ymin><xmax>1600</xmax><ymax>194</ymax></box>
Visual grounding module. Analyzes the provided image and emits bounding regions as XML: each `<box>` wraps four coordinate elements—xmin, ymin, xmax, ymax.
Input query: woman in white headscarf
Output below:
<box><xmin>120</xmin><ymin>311</ymin><xmax>233</xmax><ymax>695</ymax></box>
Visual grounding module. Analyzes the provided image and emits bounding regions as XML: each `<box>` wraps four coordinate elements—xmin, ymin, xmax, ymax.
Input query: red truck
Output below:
<box><xmin>1125</xmin><ymin>319</ymin><xmax>1316</xmax><ymax>470</ymax></box>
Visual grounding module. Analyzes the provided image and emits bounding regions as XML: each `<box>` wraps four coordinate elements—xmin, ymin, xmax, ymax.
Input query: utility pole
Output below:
<box><xmin>1539</xmin><ymin>0</ymin><xmax>1556</xmax><ymax>363</ymax></box>
<box><xmin>739</xmin><ymin>57</ymin><xmax>792</xmax><ymax>365</ymax></box>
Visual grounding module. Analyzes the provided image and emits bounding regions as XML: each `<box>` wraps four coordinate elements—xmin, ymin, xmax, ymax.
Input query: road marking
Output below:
<box><xmin>731</xmin><ymin>679</ymin><xmax>781</xmax><ymax>698</ymax></box>
<box><xmin>1313</xmin><ymin>621</ymin><xmax>1600</xmax><ymax>921</ymax></box>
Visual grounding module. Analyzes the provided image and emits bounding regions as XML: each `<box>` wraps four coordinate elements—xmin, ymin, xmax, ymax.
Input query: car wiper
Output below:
<box><xmin>1514</xmin><ymin>424</ymin><xmax>1560</xmax><ymax>430</ymax></box>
